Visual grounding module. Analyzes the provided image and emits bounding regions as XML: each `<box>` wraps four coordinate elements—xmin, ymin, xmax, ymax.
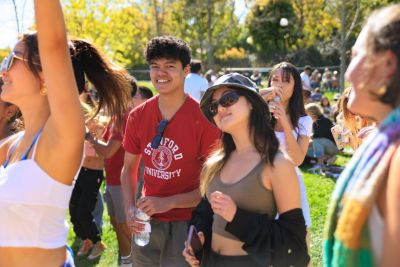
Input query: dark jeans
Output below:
<box><xmin>69</xmin><ymin>167</ymin><xmax>104</xmax><ymax>243</ymax></box>
<box><xmin>202</xmin><ymin>250</ymin><xmax>261</xmax><ymax>267</ymax></box>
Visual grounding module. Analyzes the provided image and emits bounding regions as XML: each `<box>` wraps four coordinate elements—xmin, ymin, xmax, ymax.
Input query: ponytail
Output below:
<box><xmin>70</xmin><ymin>39</ymin><xmax>131</xmax><ymax>129</ymax></box>
<box><xmin>20</xmin><ymin>33</ymin><xmax>131</xmax><ymax>129</ymax></box>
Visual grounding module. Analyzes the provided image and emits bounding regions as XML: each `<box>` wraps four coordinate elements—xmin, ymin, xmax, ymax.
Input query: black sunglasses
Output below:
<box><xmin>151</xmin><ymin>119</ymin><xmax>168</xmax><ymax>149</ymax></box>
<box><xmin>209</xmin><ymin>91</ymin><xmax>241</xmax><ymax>117</ymax></box>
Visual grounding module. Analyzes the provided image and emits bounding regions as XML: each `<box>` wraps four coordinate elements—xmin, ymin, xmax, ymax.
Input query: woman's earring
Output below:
<box><xmin>377</xmin><ymin>86</ymin><xmax>386</xmax><ymax>96</ymax></box>
<box><xmin>40</xmin><ymin>85</ymin><xmax>47</xmax><ymax>96</ymax></box>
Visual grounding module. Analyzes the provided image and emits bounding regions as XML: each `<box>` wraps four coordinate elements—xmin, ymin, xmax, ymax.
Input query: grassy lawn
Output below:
<box><xmin>68</xmin><ymin>155</ymin><xmax>351</xmax><ymax>267</ymax></box>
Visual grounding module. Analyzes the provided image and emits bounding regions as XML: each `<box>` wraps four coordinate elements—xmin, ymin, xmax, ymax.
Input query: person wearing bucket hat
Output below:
<box><xmin>200</xmin><ymin>73</ymin><xmax>265</xmax><ymax>121</ymax></box>
<box><xmin>183</xmin><ymin>73</ymin><xmax>309</xmax><ymax>267</ymax></box>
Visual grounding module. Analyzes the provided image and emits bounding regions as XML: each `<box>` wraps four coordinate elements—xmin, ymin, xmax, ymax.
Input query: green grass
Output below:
<box><xmin>68</xmin><ymin>219</ymin><xmax>119</xmax><ymax>267</ymax></box>
<box><xmin>69</xmin><ymin>155</ymin><xmax>351</xmax><ymax>267</ymax></box>
<box><xmin>303</xmin><ymin>172</ymin><xmax>335</xmax><ymax>266</ymax></box>
<box><xmin>322</xmin><ymin>91</ymin><xmax>337</xmax><ymax>102</ymax></box>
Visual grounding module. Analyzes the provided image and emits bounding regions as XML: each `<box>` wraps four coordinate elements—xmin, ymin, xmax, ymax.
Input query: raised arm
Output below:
<box><xmin>281</xmin><ymin>116</ymin><xmax>312</xmax><ymax>166</ymax></box>
<box><xmin>282</xmin><ymin>131</ymin><xmax>310</xmax><ymax>166</ymax></box>
<box><xmin>35</xmin><ymin>0</ymin><xmax>85</xmax><ymax>140</ymax></box>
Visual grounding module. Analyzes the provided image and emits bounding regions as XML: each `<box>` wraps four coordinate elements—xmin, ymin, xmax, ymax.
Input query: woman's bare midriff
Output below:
<box><xmin>211</xmin><ymin>233</ymin><xmax>247</xmax><ymax>256</ymax></box>
<box><xmin>83</xmin><ymin>156</ymin><xmax>104</xmax><ymax>170</ymax></box>
<box><xmin>0</xmin><ymin>246</ymin><xmax>67</xmax><ymax>267</ymax></box>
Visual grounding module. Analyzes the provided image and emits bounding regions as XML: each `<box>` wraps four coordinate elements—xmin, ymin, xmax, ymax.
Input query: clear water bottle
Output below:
<box><xmin>269</xmin><ymin>95</ymin><xmax>281</xmax><ymax>111</ymax></box>
<box><xmin>273</xmin><ymin>96</ymin><xmax>281</xmax><ymax>103</ymax></box>
<box><xmin>134</xmin><ymin>209</ymin><xmax>151</xmax><ymax>246</ymax></box>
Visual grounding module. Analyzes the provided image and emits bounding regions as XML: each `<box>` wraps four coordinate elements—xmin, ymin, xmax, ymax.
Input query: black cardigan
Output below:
<box><xmin>189</xmin><ymin>197</ymin><xmax>310</xmax><ymax>267</ymax></box>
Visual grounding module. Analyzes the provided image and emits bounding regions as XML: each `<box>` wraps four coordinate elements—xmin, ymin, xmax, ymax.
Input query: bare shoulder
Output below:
<box><xmin>261</xmin><ymin>152</ymin><xmax>297</xmax><ymax>184</ymax></box>
<box><xmin>270</xmin><ymin>152</ymin><xmax>297</xmax><ymax>175</ymax></box>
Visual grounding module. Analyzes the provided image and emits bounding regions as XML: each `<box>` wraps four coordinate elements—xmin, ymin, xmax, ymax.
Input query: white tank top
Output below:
<box><xmin>0</xmin><ymin>131</ymin><xmax>80</xmax><ymax>248</ymax></box>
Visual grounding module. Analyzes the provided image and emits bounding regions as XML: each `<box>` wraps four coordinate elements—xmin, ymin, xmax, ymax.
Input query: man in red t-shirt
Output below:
<box><xmin>121</xmin><ymin>36</ymin><xmax>220</xmax><ymax>266</ymax></box>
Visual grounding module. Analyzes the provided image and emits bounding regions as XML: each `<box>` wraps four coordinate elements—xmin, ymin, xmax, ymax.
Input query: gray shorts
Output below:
<box><xmin>132</xmin><ymin>219</ymin><xmax>189</xmax><ymax>267</ymax></box>
<box><xmin>103</xmin><ymin>185</ymin><xmax>126</xmax><ymax>224</ymax></box>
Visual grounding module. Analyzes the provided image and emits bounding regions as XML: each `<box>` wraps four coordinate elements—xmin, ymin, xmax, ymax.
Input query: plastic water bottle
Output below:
<box><xmin>269</xmin><ymin>95</ymin><xmax>281</xmax><ymax>111</ymax></box>
<box><xmin>134</xmin><ymin>209</ymin><xmax>151</xmax><ymax>246</ymax></box>
<box><xmin>273</xmin><ymin>96</ymin><xmax>281</xmax><ymax>103</ymax></box>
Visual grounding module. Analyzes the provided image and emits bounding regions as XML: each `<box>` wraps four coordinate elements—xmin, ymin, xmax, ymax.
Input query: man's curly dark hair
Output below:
<box><xmin>145</xmin><ymin>36</ymin><xmax>191</xmax><ymax>68</ymax></box>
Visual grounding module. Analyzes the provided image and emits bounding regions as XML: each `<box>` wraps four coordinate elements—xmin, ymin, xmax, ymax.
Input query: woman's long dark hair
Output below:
<box><xmin>267</xmin><ymin>62</ymin><xmax>306</xmax><ymax>132</ymax></box>
<box><xmin>20</xmin><ymin>32</ymin><xmax>131</xmax><ymax>128</ymax></box>
<box><xmin>200</xmin><ymin>88</ymin><xmax>279</xmax><ymax>195</ymax></box>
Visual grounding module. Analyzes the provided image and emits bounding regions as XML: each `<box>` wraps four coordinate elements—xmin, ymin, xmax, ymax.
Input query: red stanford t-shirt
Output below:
<box><xmin>123</xmin><ymin>95</ymin><xmax>220</xmax><ymax>222</ymax></box>
<box><xmin>102</xmin><ymin>114</ymin><xmax>128</xmax><ymax>186</ymax></box>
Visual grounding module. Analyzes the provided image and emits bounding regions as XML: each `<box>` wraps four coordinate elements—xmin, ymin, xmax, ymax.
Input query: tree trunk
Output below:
<box><xmin>339</xmin><ymin>1</ymin><xmax>347</xmax><ymax>92</ymax></box>
<box><xmin>152</xmin><ymin>0</ymin><xmax>161</xmax><ymax>36</ymax></box>
<box><xmin>206</xmin><ymin>0</ymin><xmax>214</xmax><ymax>70</ymax></box>
<box><xmin>11</xmin><ymin>0</ymin><xmax>20</xmax><ymax>34</ymax></box>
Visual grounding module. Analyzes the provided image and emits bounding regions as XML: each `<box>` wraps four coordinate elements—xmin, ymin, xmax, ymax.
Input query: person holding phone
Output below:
<box><xmin>185</xmin><ymin>225</ymin><xmax>204</xmax><ymax>262</ymax></box>
<box><xmin>183</xmin><ymin>73</ymin><xmax>309</xmax><ymax>267</ymax></box>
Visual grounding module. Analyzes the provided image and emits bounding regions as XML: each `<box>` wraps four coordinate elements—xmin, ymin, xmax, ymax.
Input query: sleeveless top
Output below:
<box><xmin>0</xmin><ymin>129</ymin><xmax>79</xmax><ymax>248</ymax></box>
<box><xmin>368</xmin><ymin>204</ymin><xmax>384</xmax><ymax>265</ymax></box>
<box><xmin>206</xmin><ymin>160</ymin><xmax>277</xmax><ymax>240</ymax></box>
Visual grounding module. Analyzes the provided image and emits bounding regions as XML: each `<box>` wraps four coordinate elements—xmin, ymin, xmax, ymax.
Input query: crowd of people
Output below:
<box><xmin>0</xmin><ymin>1</ymin><xmax>399</xmax><ymax>267</ymax></box>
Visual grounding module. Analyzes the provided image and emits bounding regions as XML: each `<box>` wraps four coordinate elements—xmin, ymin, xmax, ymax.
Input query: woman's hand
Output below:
<box><xmin>86</xmin><ymin>118</ymin><xmax>105</xmax><ymax>138</ymax></box>
<box><xmin>182</xmin><ymin>231</ymin><xmax>205</xmax><ymax>267</ymax></box>
<box><xmin>259</xmin><ymin>86</ymin><xmax>283</xmax><ymax>102</ymax></box>
<box><xmin>210</xmin><ymin>191</ymin><xmax>237</xmax><ymax>222</ymax></box>
<box><xmin>269</xmin><ymin>101</ymin><xmax>291</xmax><ymax>130</ymax></box>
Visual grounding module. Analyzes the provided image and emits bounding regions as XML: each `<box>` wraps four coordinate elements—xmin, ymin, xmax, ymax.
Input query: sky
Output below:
<box><xmin>0</xmin><ymin>0</ymin><xmax>248</xmax><ymax>49</ymax></box>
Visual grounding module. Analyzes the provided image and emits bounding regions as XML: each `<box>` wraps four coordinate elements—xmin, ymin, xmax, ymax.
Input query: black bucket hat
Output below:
<box><xmin>200</xmin><ymin>72</ymin><xmax>265</xmax><ymax>122</ymax></box>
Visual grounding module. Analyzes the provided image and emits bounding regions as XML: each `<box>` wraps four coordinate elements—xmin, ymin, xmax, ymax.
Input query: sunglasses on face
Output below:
<box><xmin>151</xmin><ymin>119</ymin><xmax>168</xmax><ymax>149</ymax></box>
<box><xmin>0</xmin><ymin>52</ymin><xmax>40</xmax><ymax>74</ymax></box>
<box><xmin>209</xmin><ymin>91</ymin><xmax>241</xmax><ymax>117</ymax></box>
<box><xmin>1</xmin><ymin>52</ymin><xmax>26</xmax><ymax>73</ymax></box>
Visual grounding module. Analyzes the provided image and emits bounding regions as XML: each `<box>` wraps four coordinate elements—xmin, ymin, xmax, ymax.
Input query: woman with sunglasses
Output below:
<box><xmin>0</xmin><ymin>0</ymin><xmax>129</xmax><ymax>266</ymax></box>
<box><xmin>261</xmin><ymin>62</ymin><xmax>313</xmax><ymax>252</ymax></box>
<box><xmin>183</xmin><ymin>73</ymin><xmax>309</xmax><ymax>267</ymax></box>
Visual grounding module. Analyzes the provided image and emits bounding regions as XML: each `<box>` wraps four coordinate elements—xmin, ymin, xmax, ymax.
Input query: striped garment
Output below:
<box><xmin>324</xmin><ymin>106</ymin><xmax>400</xmax><ymax>267</ymax></box>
